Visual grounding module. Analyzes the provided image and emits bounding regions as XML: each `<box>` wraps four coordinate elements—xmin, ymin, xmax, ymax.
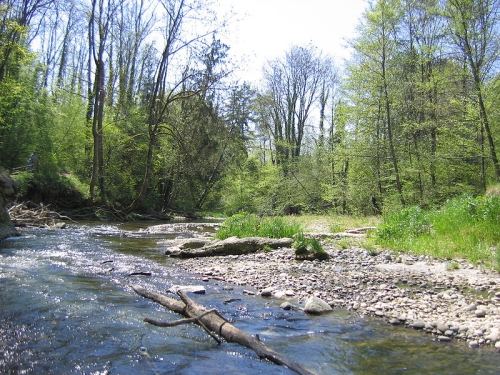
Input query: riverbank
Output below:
<box><xmin>169</xmin><ymin>234</ymin><xmax>500</xmax><ymax>350</ymax></box>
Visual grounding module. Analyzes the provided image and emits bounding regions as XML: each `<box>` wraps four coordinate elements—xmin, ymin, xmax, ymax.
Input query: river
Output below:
<box><xmin>0</xmin><ymin>221</ymin><xmax>498</xmax><ymax>374</ymax></box>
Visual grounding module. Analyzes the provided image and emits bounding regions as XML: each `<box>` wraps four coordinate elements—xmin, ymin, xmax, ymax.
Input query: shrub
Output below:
<box><xmin>375</xmin><ymin>193</ymin><xmax>500</xmax><ymax>270</ymax></box>
<box><xmin>216</xmin><ymin>213</ymin><xmax>303</xmax><ymax>240</ymax></box>
<box><xmin>376</xmin><ymin>206</ymin><xmax>430</xmax><ymax>246</ymax></box>
<box><xmin>292</xmin><ymin>233</ymin><xmax>328</xmax><ymax>261</ymax></box>
<box><xmin>14</xmin><ymin>171</ymin><xmax>89</xmax><ymax>209</ymax></box>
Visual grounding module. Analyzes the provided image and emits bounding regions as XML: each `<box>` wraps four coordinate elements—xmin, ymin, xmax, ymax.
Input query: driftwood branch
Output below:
<box><xmin>165</xmin><ymin>236</ymin><xmax>294</xmax><ymax>258</ymax></box>
<box><xmin>131</xmin><ymin>284</ymin><xmax>318</xmax><ymax>375</ymax></box>
<box><xmin>8</xmin><ymin>202</ymin><xmax>75</xmax><ymax>227</ymax></box>
<box><xmin>144</xmin><ymin>308</ymin><xmax>224</xmax><ymax>344</ymax></box>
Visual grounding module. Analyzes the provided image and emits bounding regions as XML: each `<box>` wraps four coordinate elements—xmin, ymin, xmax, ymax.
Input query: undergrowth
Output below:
<box><xmin>216</xmin><ymin>212</ymin><xmax>303</xmax><ymax>240</ymax></box>
<box><xmin>376</xmin><ymin>193</ymin><xmax>500</xmax><ymax>270</ymax></box>
<box><xmin>292</xmin><ymin>233</ymin><xmax>328</xmax><ymax>260</ymax></box>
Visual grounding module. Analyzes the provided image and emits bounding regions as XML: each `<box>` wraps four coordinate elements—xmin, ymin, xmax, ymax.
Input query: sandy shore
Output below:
<box><xmin>169</xmin><ymin>234</ymin><xmax>500</xmax><ymax>349</ymax></box>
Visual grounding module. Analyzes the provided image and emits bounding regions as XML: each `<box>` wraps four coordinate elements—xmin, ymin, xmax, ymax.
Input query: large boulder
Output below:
<box><xmin>0</xmin><ymin>171</ymin><xmax>19</xmax><ymax>241</ymax></box>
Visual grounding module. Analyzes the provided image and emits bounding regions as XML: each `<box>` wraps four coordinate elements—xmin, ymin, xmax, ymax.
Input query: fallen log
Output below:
<box><xmin>131</xmin><ymin>284</ymin><xmax>318</xmax><ymax>375</ymax></box>
<box><xmin>165</xmin><ymin>236</ymin><xmax>294</xmax><ymax>258</ymax></box>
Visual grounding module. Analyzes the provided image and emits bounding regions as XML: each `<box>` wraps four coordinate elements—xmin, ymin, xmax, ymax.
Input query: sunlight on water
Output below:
<box><xmin>0</xmin><ymin>222</ymin><xmax>499</xmax><ymax>375</ymax></box>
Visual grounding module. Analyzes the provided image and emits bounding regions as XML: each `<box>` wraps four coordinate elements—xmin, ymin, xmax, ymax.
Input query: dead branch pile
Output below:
<box><xmin>8</xmin><ymin>202</ymin><xmax>75</xmax><ymax>228</ymax></box>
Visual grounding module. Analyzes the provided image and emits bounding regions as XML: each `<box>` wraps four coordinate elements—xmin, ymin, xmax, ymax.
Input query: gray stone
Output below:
<box><xmin>437</xmin><ymin>322</ymin><xmax>449</xmax><ymax>332</ymax></box>
<box><xmin>273</xmin><ymin>291</ymin><xmax>286</xmax><ymax>299</ymax></box>
<box><xmin>458</xmin><ymin>325</ymin><xmax>469</xmax><ymax>333</ymax></box>
<box><xmin>169</xmin><ymin>285</ymin><xmax>206</xmax><ymax>294</ymax></box>
<box><xmin>280</xmin><ymin>302</ymin><xmax>295</xmax><ymax>310</ymax></box>
<box><xmin>304</xmin><ymin>296</ymin><xmax>333</xmax><ymax>314</ymax></box>
<box><xmin>260</xmin><ymin>287</ymin><xmax>273</xmax><ymax>297</ymax></box>
<box><xmin>180</xmin><ymin>239</ymin><xmax>212</xmax><ymax>249</ymax></box>
<box><xmin>388</xmin><ymin>317</ymin><xmax>401</xmax><ymax>325</ymax></box>
<box><xmin>475</xmin><ymin>309</ymin><xmax>487</xmax><ymax>318</ymax></box>
<box><xmin>469</xmin><ymin>340</ymin><xmax>479</xmax><ymax>348</ymax></box>
<box><xmin>410</xmin><ymin>321</ymin><xmax>425</xmax><ymax>329</ymax></box>
<box><xmin>437</xmin><ymin>335</ymin><xmax>451</xmax><ymax>342</ymax></box>
<box><xmin>465</xmin><ymin>304</ymin><xmax>477</xmax><ymax>311</ymax></box>
<box><xmin>0</xmin><ymin>171</ymin><xmax>18</xmax><ymax>242</ymax></box>
<box><xmin>484</xmin><ymin>329</ymin><xmax>499</xmax><ymax>343</ymax></box>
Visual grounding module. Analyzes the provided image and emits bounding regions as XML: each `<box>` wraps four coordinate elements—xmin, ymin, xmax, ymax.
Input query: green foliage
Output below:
<box><xmin>292</xmin><ymin>233</ymin><xmax>309</xmax><ymax>254</ymax></box>
<box><xmin>446</xmin><ymin>261</ymin><xmax>460</xmax><ymax>271</ymax></box>
<box><xmin>219</xmin><ymin>158</ymin><xmax>281</xmax><ymax>215</ymax></box>
<box><xmin>376</xmin><ymin>194</ymin><xmax>500</xmax><ymax>270</ymax></box>
<box><xmin>377</xmin><ymin>206</ymin><xmax>430</xmax><ymax>245</ymax></box>
<box><xmin>15</xmin><ymin>171</ymin><xmax>89</xmax><ymax>209</ymax></box>
<box><xmin>50</xmin><ymin>88</ymin><xmax>89</xmax><ymax>176</ymax></box>
<box><xmin>292</xmin><ymin>233</ymin><xmax>328</xmax><ymax>260</ymax></box>
<box><xmin>216</xmin><ymin>212</ymin><xmax>303</xmax><ymax>240</ymax></box>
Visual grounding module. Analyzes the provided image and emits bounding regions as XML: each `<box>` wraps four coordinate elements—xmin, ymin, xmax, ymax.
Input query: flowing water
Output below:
<box><xmin>0</xmin><ymin>221</ymin><xmax>498</xmax><ymax>375</ymax></box>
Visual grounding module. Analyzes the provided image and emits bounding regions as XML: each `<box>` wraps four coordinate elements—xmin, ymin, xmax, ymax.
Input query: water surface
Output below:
<box><xmin>0</xmin><ymin>222</ymin><xmax>498</xmax><ymax>374</ymax></box>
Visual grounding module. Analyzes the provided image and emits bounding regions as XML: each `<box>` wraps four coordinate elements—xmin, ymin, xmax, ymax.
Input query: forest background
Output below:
<box><xmin>1</xmin><ymin>0</ymin><xmax>500</xmax><ymax>218</ymax></box>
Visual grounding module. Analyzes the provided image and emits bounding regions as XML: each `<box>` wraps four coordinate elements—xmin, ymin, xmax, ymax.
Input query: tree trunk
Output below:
<box><xmin>131</xmin><ymin>285</ymin><xmax>318</xmax><ymax>375</ymax></box>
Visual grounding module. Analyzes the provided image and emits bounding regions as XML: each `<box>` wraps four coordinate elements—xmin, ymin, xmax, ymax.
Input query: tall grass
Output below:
<box><xmin>216</xmin><ymin>212</ymin><xmax>303</xmax><ymax>240</ymax></box>
<box><xmin>376</xmin><ymin>194</ymin><xmax>500</xmax><ymax>270</ymax></box>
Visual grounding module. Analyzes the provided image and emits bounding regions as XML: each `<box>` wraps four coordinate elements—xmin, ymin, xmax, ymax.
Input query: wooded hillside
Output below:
<box><xmin>1</xmin><ymin>0</ymin><xmax>499</xmax><ymax>216</ymax></box>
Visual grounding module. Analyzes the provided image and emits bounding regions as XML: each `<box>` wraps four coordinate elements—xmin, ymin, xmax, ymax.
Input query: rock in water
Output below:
<box><xmin>168</xmin><ymin>285</ymin><xmax>206</xmax><ymax>294</ymax></box>
<box><xmin>304</xmin><ymin>296</ymin><xmax>333</xmax><ymax>314</ymax></box>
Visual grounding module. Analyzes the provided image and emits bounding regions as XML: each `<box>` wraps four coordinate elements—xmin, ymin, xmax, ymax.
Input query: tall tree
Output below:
<box><xmin>124</xmin><ymin>0</ymin><xmax>220</xmax><ymax>212</ymax></box>
<box><xmin>446</xmin><ymin>0</ymin><xmax>500</xmax><ymax>183</ymax></box>
<box><xmin>87</xmin><ymin>0</ymin><xmax>118</xmax><ymax>203</ymax></box>
<box><xmin>262</xmin><ymin>45</ymin><xmax>332</xmax><ymax>168</ymax></box>
<box><xmin>348</xmin><ymin>0</ymin><xmax>406</xmax><ymax>206</ymax></box>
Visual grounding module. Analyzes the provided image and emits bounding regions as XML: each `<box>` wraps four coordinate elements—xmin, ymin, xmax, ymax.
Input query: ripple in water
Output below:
<box><xmin>0</xmin><ymin>223</ymin><xmax>499</xmax><ymax>375</ymax></box>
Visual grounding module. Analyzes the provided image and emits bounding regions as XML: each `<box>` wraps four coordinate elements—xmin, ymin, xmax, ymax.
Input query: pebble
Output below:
<box><xmin>304</xmin><ymin>296</ymin><xmax>333</xmax><ymax>314</ymax></box>
<box><xmin>260</xmin><ymin>287</ymin><xmax>273</xmax><ymax>297</ymax></box>
<box><xmin>437</xmin><ymin>322</ymin><xmax>449</xmax><ymax>332</ymax></box>
<box><xmin>410</xmin><ymin>321</ymin><xmax>425</xmax><ymax>329</ymax></box>
<box><xmin>437</xmin><ymin>335</ymin><xmax>451</xmax><ymax>342</ymax></box>
<box><xmin>172</xmin><ymin>243</ymin><xmax>500</xmax><ymax>348</ymax></box>
<box><xmin>280</xmin><ymin>302</ymin><xmax>295</xmax><ymax>310</ymax></box>
<box><xmin>475</xmin><ymin>309</ymin><xmax>487</xmax><ymax>318</ymax></box>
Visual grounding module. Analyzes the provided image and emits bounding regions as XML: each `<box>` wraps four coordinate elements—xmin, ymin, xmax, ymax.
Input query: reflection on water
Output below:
<box><xmin>0</xmin><ymin>222</ymin><xmax>498</xmax><ymax>375</ymax></box>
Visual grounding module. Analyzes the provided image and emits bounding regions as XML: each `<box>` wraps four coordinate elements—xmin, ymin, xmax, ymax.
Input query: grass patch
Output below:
<box><xmin>286</xmin><ymin>214</ymin><xmax>381</xmax><ymax>233</ymax></box>
<box><xmin>292</xmin><ymin>233</ymin><xmax>328</xmax><ymax>261</ymax></box>
<box><xmin>446</xmin><ymin>261</ymin><xmax>460</xmax><ymax>271</ymax></box>
<box><xmin>216</xmin><ymin>212</ymin><xmax>303</xmax><ymax>240</ymax></box>
<box><xmin>14</xmin><ymin>171</ymin><xmax>89</xmax><ymax>208</ymax></box>
<box><xmin>376</xmin><ymin>194</ymin><xmax>500</xmax><ymax>270</ymax></box>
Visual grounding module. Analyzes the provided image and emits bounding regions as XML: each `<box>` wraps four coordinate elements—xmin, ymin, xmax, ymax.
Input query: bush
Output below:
<box><xmin>292</xmin><ymin>233</ymin><xmax>328</xmax><ymax>261</ymax></box>
<box><xmin>15</xmin><ymin>171</ymin><xmax>89</xmax><ymax>209</ymax></box>
<box><xmin>216</xmin><ymin>213</ymin><xmax>303</xmax><ymax>240</ymax></box>
<box><xmin>375</xmin><ymin>193</ymin><xmax>500</xmax><ymax>270</ymax></box>
<box><xmin>376</xmin><ymin>206</ymin><xmax>430</xmax><ymax>246</ymax></box>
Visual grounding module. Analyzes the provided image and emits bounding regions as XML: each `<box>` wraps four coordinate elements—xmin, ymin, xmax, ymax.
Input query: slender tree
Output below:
<box><xmin>262</xmin><ymin>45</ymin><xmax>332</xmax><ymax>168</ymax></box>
<box><xmin>446</xmin><ymin>0</ymin><xmax>500</xmax><ymax>183</ymax></box>
<box><xmin>348</xmin><ymin>0</ymin><xmax>406</xmax><ymax>206</ymax></box>
<box><xmin>124</xmin><ymin>0</ymin><xmax>220</xmax><ymax>212</ymax></box>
